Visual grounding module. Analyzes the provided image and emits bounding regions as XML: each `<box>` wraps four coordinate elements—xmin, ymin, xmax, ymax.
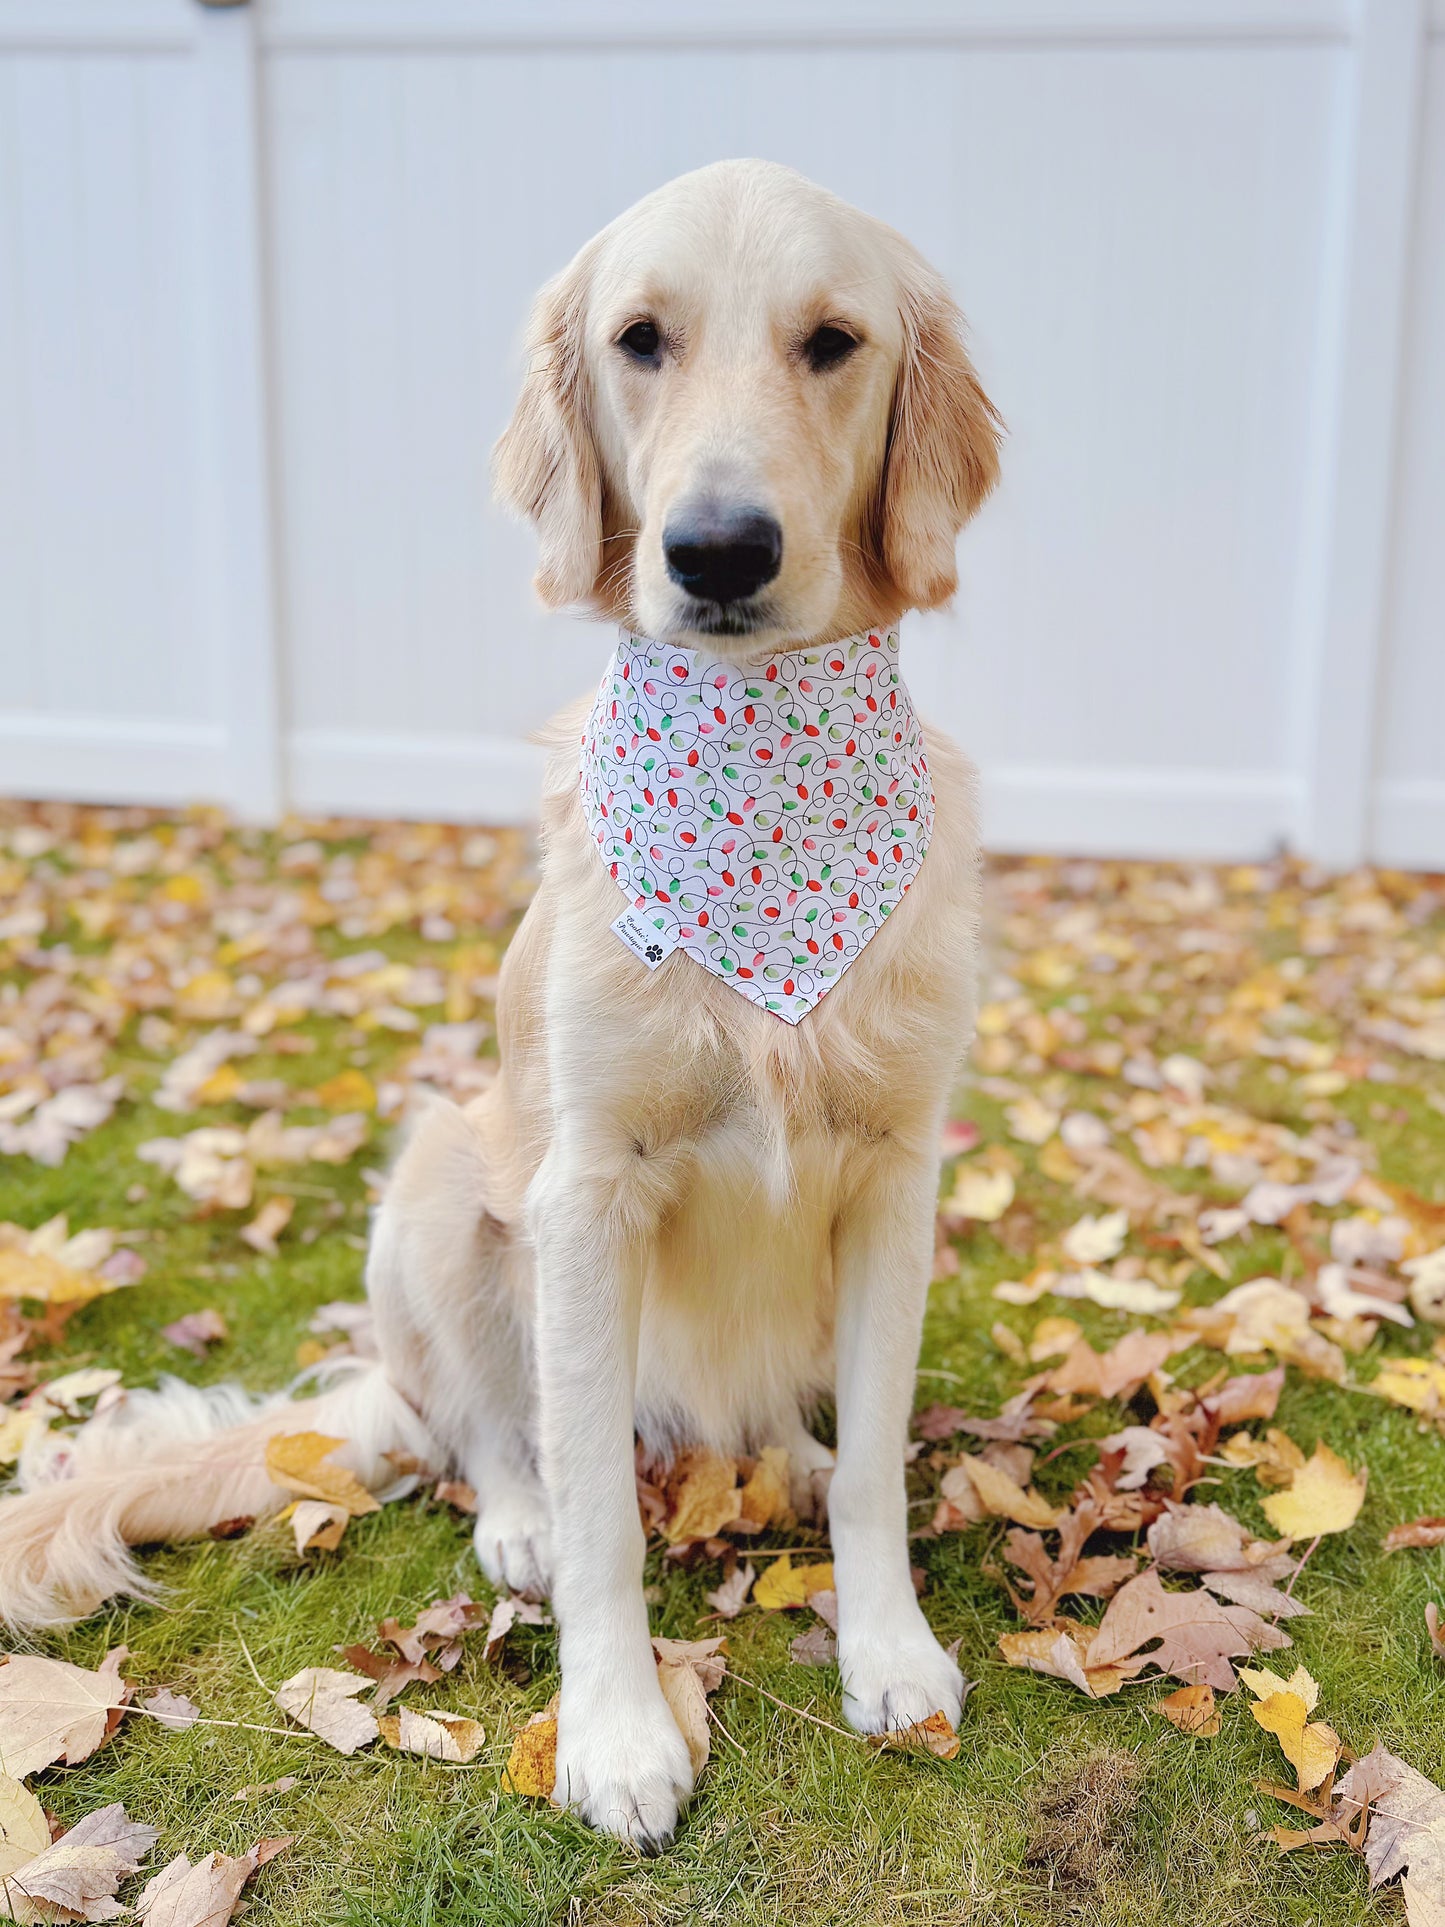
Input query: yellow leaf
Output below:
<box><xmin>0</xmin><ymin>1773</ymin><xmax>51</xmax><ymax>1879</ymax></box>
<box><xmin>195</xmin><ymin>1063</ymin><xmax>244</xmax><ymax>1106</ymax></box>
<box><xmin>314</xmin><ymin>1070</ymin><xmax>376</xmax><ymax>1112</ymax></box>
<box><xmin>502</xmin><ymin>1699</ymin><xmax>559</xmax><ymax>1797</ymax></box>
<box><xmin>753</xmin><ymin>1554</ymin><xmax>835</xmax><ymax>1611</ymax></box>
<box><xmin>1260</xmin><ymin>1444</ymin><xmax>1367</xmax><ymax>1538</ymax></box>
<box><xmin>1155</xmin><ymin>1683</ymin><xmax>1221</xmax><ymax>1737</ymax></box>
<box><xmin>1220</xmin><ymin>1427</ymin><xmax>1307</xmax><ymax>1489</ymax></box>
<box><xmin>264</xmin><ymin>1431</ymin><xmax>380</xmax><ymax>1516</ymax></box>
<box><xmin>378</xmin><ymin>1707</ymin><xmax>486</xmax><ymax>1763</ymax></box>
<box><xmin>665</xmin><ymin>1452</ymin><xmax>741</xmax><ymax>1544</ymax></box>
<box><xmin>1373</xmin><ymin>1357</ymin><xmax>1445</xmax><ymax>1418</ymax></box>
<box><xmin>0</xmin><ymin>1248</ymin><xmax>114</xmax><ymax>1307</ymax></box>
<box><xmin>737</xmin><ymin>1447</ymin><xmax>792</xmax><ymax>1530</ymax></box>
<box><xmin>956</xmin><ymin>1457</ymin><xmax>1063</xmax><ymax>1529</ymax></box>
<box><xmin>1029</xmin><ymin>1316</ymin><xmax>1082</xmax><ymax>1363</ymax></box>
<box><xmin>946</xmin><ymin>1167</ymin><xmax>1015</xmax><ymax>1224</ymax></box>
<box><xmin>1251</xmin><ymin>1690</ymin><xmax>1341</xmax><ymax>1791</ymax></box>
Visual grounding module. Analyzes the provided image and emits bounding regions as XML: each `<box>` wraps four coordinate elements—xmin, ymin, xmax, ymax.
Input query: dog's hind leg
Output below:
<box><xmin>368</xmin><ymin>1094</ymin><xmax>551</xmax><ymax>1597</ymax></box>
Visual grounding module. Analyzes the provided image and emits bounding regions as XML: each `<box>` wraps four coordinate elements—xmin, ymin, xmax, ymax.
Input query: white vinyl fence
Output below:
<box><xmin>0</xmin><ymin>0</ymin><xmax>1442</xmax><ymax>867</ymax></box>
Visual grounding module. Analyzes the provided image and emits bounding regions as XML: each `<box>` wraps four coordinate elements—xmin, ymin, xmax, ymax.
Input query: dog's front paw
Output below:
<box><xmin>552</xmin><ymin>1684</ymin><xmax>695</xmax><ymax>1849</ymax></box>
<box><xmin>839</xmin><ymin>1618</ymin><xmax>965</xmax><ymax>1735</ymax></box>
<box><xmin>471</xmin><ymin>1481</ymin><xmax>553</xmax><ymax>1600</ymax></box>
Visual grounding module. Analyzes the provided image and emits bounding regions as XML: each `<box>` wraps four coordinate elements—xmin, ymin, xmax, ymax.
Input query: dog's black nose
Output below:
<box><xmin>663</xmin><ymin>505</ymin><xmax>782</xmax><ymax>604</ymax></box>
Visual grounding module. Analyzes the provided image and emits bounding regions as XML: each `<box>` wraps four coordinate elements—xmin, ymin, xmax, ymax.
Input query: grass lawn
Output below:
<box><xmin>1</xmin><ymin>806</ymin><xmax>1443</xmax><ymax>1926</ymax></box>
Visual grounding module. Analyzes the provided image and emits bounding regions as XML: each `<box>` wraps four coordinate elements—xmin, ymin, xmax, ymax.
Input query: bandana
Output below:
<box><xmin>578</xmin><ymin>625</ymin><xmax>934</xmax><ymax>1024</ymax></box>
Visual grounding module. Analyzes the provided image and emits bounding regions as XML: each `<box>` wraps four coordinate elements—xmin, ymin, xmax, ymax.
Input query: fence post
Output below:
<box><xmin>1296</xmin><ymin>0</ymin><xmax>1425</xmax><ymax>868</ymax></box>
<box><xmin>190</xmin><ymin>0</ymin><xmax>284</xmax><ymax>821</ymax></box>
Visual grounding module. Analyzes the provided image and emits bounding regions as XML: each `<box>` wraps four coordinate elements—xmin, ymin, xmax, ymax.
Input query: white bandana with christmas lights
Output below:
<box><xmin>578</xmin><ymin>624</ymin><xmax>934</xmax><ymax>1025</ymax></box>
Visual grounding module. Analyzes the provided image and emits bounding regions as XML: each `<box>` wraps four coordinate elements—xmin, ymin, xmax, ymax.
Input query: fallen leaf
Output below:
<box><xmin>377</xmin><ymin>1707</ymin><xmax>486</xmax><ymax>1763</ymax></box>
<box><xmin>434</xmin><ymin>1479</ymin><xmax>477</xmax><ymax>1513</ymax></box>
<box><xmin>998</xmin><ymin>1623</ymin><xmax>1144</xmax><ymax>1698</ymax></box>
<box><xmin>1261</xmin><ymin>1444</ymin><xmax>1367</xmax><ymax>1539</ymax></box>
<box><xmin>1428</xmin><ymin>1603</ymin><xmax>1445</xmax><ymax>1665</ymax></box>
<box><xmin>0</xmin><ymin>1650</ymin><xmax>132</xmax><ymax>1779</ymax></box>
<box><xmin>273</xmin><ymin>1668</ymin><xmax>378</xmax><ymax>1755</ymax></box>
<box><xmin>502</xmin><ymin>1698</ymin><xmax>559</xmax><ymax>1798</ymax></box>
<box><xmin>737</xmin><ymin>1448</ymin><xmax>791</xmax><ymax>1530</ymax></box>
<box><xmin>1</xmin><ymin>1801</ymin><xmax>157</xmax><ymax>1924</ymax></box>
<box><xmin>1331</xmin><ymin>1743</ymin><xmax>1445</xmax><ymax>1901</ymax></box>
<box><xmin>230</xmin><ymin>1777</ymin><xmax>296</xmax><ymax>1803</ymax></box>
<box><xmin>133</xmin><ymin>1836</ymin><xmax>290</xmax><ymax>1926</ymax></box>
<box><xmin>142</xmin><ymin>1689</ymin><xmax>201</xmax><ymax>1733</ymax></box>
<box><xmin>289</xmin><ymin>1499</ymin><xmax>350</xmax><ymax>1553</ymax></box>
<box><xmin>1155</xmin><ymin>1683</ymin><xmax>1221</xmax><ymax>1737</ymax></box>
<box><xmin>753</xmin><ymin>1555</ymin><xmax>836</xmax><ymax>1611</ymax></box>
<box><xmin>160</xmin><ymin>1309</ymin><xmax>228</xmax><ymax>1357</ymax></box>
<box><xmin>653</xmin><ymin>1637</ymin><xmax>726</xmax><ymax>1778</ymax></box>
<box><xmin>949</xmin><ymin>1456</ymin><xmax>1063</xmax><ymax>1529</ymax></box>
<box><xmin>789</xmin><ymin>1624</ymin><xmax>837</xmax><ymax>1666</ymax></box>
<box><xmin>239</xmin><ymin>1196</ymin><xmax>294</xmax><ymax>1258</ymax></box>
<box><xmin>665</xmin><ymin>1452</ymin><xmax>742</xmax><ymax>1545</ymax></box>
<box><xmin>704</xmin><ymin>1564</ymin><xmax>756</xmax><ymax>1620</ymax></box>
<box><xmin>867</xmin><ymin>1709</ymin><xmax>960</xmax><ymax>1759</ymax></box>
<box><xmin>1088</xmin><ymin>1569</ymin><xmax>1289</xmax><ymax>1691</ymax></box>
<box><xmin>264</xmin><ymin>1432</ymin><xmax>379</xmax><ymax>1517</ymax></box>
<box><xmin>0</xmin><ymin>1775</ymin><xmax>50</xmax><ymax>1883</ymax></box>
<box><xmin>1061</xmin><ymin>1210</ymin><xmax>1129</xmax><ymax>1266</ymax></box>
<box><xmin>945</xmin><ymin>1167</ymin><xmax>1015</xmax><ymax>1224</ymax></box>
<box><xmin>1245</xmin><ymin>1666</ymin><xmax>1342</xmax><ymax>1792</ymax></box>
<box><xmin>1383</xmin><ymin>1517</ymin><xmax>1445</xmax><ymax>1553</ymax></box>
<box><xmin>482</xmin><ymin>1594</ymin><xmax>548</xmax><ymax>1665</ymax></box>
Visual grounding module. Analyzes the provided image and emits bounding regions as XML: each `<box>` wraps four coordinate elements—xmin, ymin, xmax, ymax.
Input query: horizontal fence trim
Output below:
<box><xmin>1372</xmin><ymin>779</ymin><xmax>1445</xmax><ymax>870</ymax></box>
<box><xmin>0</xmin><ymin>1</ymin><xmax>194</xmax><ymax>51</ymax></box>
<box><xmin>261</xmin><ymin>0</ymin><xmax>1352</xmax><ymax>50</ymax></box>
<box><xmin>286</xmin><ymin>729</ymin><xmax>549</xmax><ymax>825</ymax></box>
<box><xmin>0</xmin><ymin>717</ymin><xmax>229</xmax><ymax>806</ymax></box>
<box><xmin>982</xmin><ymin>766</ymin><xmax>1303</xmax><ymax>862</ymax></box>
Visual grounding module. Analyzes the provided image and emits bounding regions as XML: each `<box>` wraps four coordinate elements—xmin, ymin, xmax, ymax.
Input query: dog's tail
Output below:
<box><xmin>0</xmin><ymin>1361</ymin><xmax>439</xmax><ymax>1633</ymax></box>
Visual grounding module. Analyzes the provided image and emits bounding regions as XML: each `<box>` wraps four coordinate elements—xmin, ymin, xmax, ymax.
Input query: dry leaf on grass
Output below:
<box><xmin>272</xmin><ymin>1668</ymin><xmax>378</xmax><ymax>1756</ymax></box>
<box><xmin>0</xmin><ymin>1800</ymin><xmax>157</xmax><ymax>1924</ymax></box>
<box><xmin>264</xmin><ymin>1432</ymin><xmax>379</xmax><ymax>1518</ymax></box>
<box><xmin>133</xmin><ymin>1835</ymin><xmax>290</xmax><ymax>1927</ymax></box>
<box><xmin>377</xmin><ymin>1707</ymin><xmax>486</xmax><ymax>1764</ymax></box>
<box><xmin>998</xmin><ymin>1623</ymin><xmax>1145</xmax><ymax>1698</ymax></box>
<box><xmin>998</xmin><ymin>1503</ymin><xmax>1137</xmax><ymax>1625</ymax></box>
<box><xmin>789</xmin><ymin>1624</ymin><xmax>837</xmax><ymax>1667</ymax></box>
<box><xmin>377</xmin><ymin>1594</ymin><xmax>486</xmax><ymax>1666</ymax></box>
<box><xmin>160</xmin><ymin>1310</ymin><xmax>227</xmax><ymax>1358</ymax></box>
<box><xmin>737</xmin><ymin>1448</ymin><xmax>792</xmax><ymax>1530</ymax></box>
<box><xmin>664</xmin><ymin>1453</ymin><xmax>742</xmax><ymax>1545</ymax></box>
<box><xmin>239</xmin><ymin>1197</ymin><xmax>294</xmax><ymax>1259</ymax></box>
<box><xmin>142</xmin><ymin>1689</ymin><xmax>200</xmax><ymax>1733</ymax></box>
<box><xmin>0</xmin><ymin>1773</ymin><xmax>50</xmax><ymax>1871</ymax></box>
<box><xmin>944</xmin><ymin>1166</ymin><xmax>1015</xmax><ymax>1224</ymax></box>
<box><xmin>483</xmin><ymin>1594</ymin><xmax>549</xmax><ymax>1664</ymax></box>
<box><xmin>753</xmin><ymin>1556</ymin><xmax>835</xmax><ymax>1611</ymax></box>
<box><xmin>0</xmin><ymin>1650</ymin><xmax>131</xmax><ymax>1779</ymax></box>
<box><xmin>1260</xmin><ymin>1444</ymin><xmax>1367</xmax><ymax>1538</ymax></box>
<box><xmin>1060</xmin><ymin>1210</ymin><xmax>1129</xmax><ymax>1266</ymax></box>
<box><xmin>289</xmin><ymin>1499</ymin><xmax>351</xmax><ymax>1554</ymax></box>
<box><xmin>1241</xmin><ymin>1665</ymin><xmax>1341</xmax><ymax>1791</ymax></box>
<box><xmin>502</xmin><ymin>1699</ymin><xmax>559</xmax><ymax>1798</ymax></box>
<box><xmin>653</xmin><ymin>1637</ymin><xmax>727</xmax><ymax>1778</ymax></box>
<box><xmin>1087</xmin><ymin>1569</ymin><xmax>1290</xmax><ymax>1692</ymax></box>
<box><xmin>1427</xmin><ymin>1603</ymin><xmax>1445</xmax><ymax>1665</ymax></box>
<box><xmin>867</xmin><ymin>1710</ymin><xmax>960</xmax><ymax>1760</ymax></box>
<box><xmin>1328</xmin><ymin>1743</ymin><xmax>1445</xmax><ymax>1919</ymax></box>
<box><xmin>1387</xmin><ymin>1510</ymin><xmax>1441</xmax><ymax>1557</ymax></box>
<box><xmin>943</xmin><ymin>1456</ymin><xmax>1063</xmax><ymax>1530</ymax></box>
<box><xmin>704</xmin><ymin>1563</ymin><xmax>756</xmax><ymax>1620</ymax></box>
<box><xmin>1155</xmin><ymin>1683</ymin><xmax>1221</xmax><ymax>1737</ymax></box>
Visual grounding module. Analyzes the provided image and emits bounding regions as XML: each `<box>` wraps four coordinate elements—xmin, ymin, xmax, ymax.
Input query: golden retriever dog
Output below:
<box><xmin>0</xmin><ymin>160</ymin><xmax>999</xmax><ymax>1848</ymax></box>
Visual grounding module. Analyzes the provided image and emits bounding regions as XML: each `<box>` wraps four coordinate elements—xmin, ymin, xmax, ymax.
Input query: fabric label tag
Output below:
<box><xmin>611</xmin><ymin>907</ymin><xmax>678</xmax><ymax>969</ymax></box>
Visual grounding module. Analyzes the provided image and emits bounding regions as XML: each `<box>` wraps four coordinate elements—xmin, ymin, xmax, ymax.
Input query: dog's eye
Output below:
<box><xmin>803</xmin><ymin>324</ymin><xmax>858</xmax><ymax>372</ymax></box>
<box><xmin>618</xmin><ymin>320</ymin><xmax>662</xmax><ymax>363</ymax></box>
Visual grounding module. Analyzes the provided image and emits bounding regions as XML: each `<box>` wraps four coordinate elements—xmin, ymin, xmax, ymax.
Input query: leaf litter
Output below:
<box><xmin>3</xmin><ymin>817</ymin><xmax>1445</xmax><ymax>1911</ymax></box>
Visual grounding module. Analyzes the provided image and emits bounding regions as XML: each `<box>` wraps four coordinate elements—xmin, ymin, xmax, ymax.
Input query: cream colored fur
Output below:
<box><xmin>0</xmin><ymin>160</ymin><xmax>1000</xmax><ymax>1851</ymax></box>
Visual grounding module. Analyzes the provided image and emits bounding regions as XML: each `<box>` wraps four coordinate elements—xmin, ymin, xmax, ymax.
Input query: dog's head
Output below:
<box><xmin>494</xmin><ymin>159</ymin><xmax>1000</xmax><ymax>653</ymax></box>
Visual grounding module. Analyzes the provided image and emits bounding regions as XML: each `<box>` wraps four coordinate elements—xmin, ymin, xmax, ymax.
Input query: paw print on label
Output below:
<box><xmin>582</xmin><ymin>626</ymin><xmax>933</xmax><ymax>1025</ymax></box>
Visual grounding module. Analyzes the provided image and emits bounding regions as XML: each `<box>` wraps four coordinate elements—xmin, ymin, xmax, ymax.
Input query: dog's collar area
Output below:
<box><xmin>579</xmin><ymin>623</ymin><xmax>935</xmax><ymax>1024</ymax></box>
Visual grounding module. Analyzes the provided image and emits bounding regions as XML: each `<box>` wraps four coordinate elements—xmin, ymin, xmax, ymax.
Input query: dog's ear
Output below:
<box><xmin>492</xmin><ymin>253</ymin><xmax>602</xmax><ymax>608</ymax></box>
<box><xmin>877</xmin><ymin>260</ymin><xmax>1002</xmax><ymax>611</ymax></box>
